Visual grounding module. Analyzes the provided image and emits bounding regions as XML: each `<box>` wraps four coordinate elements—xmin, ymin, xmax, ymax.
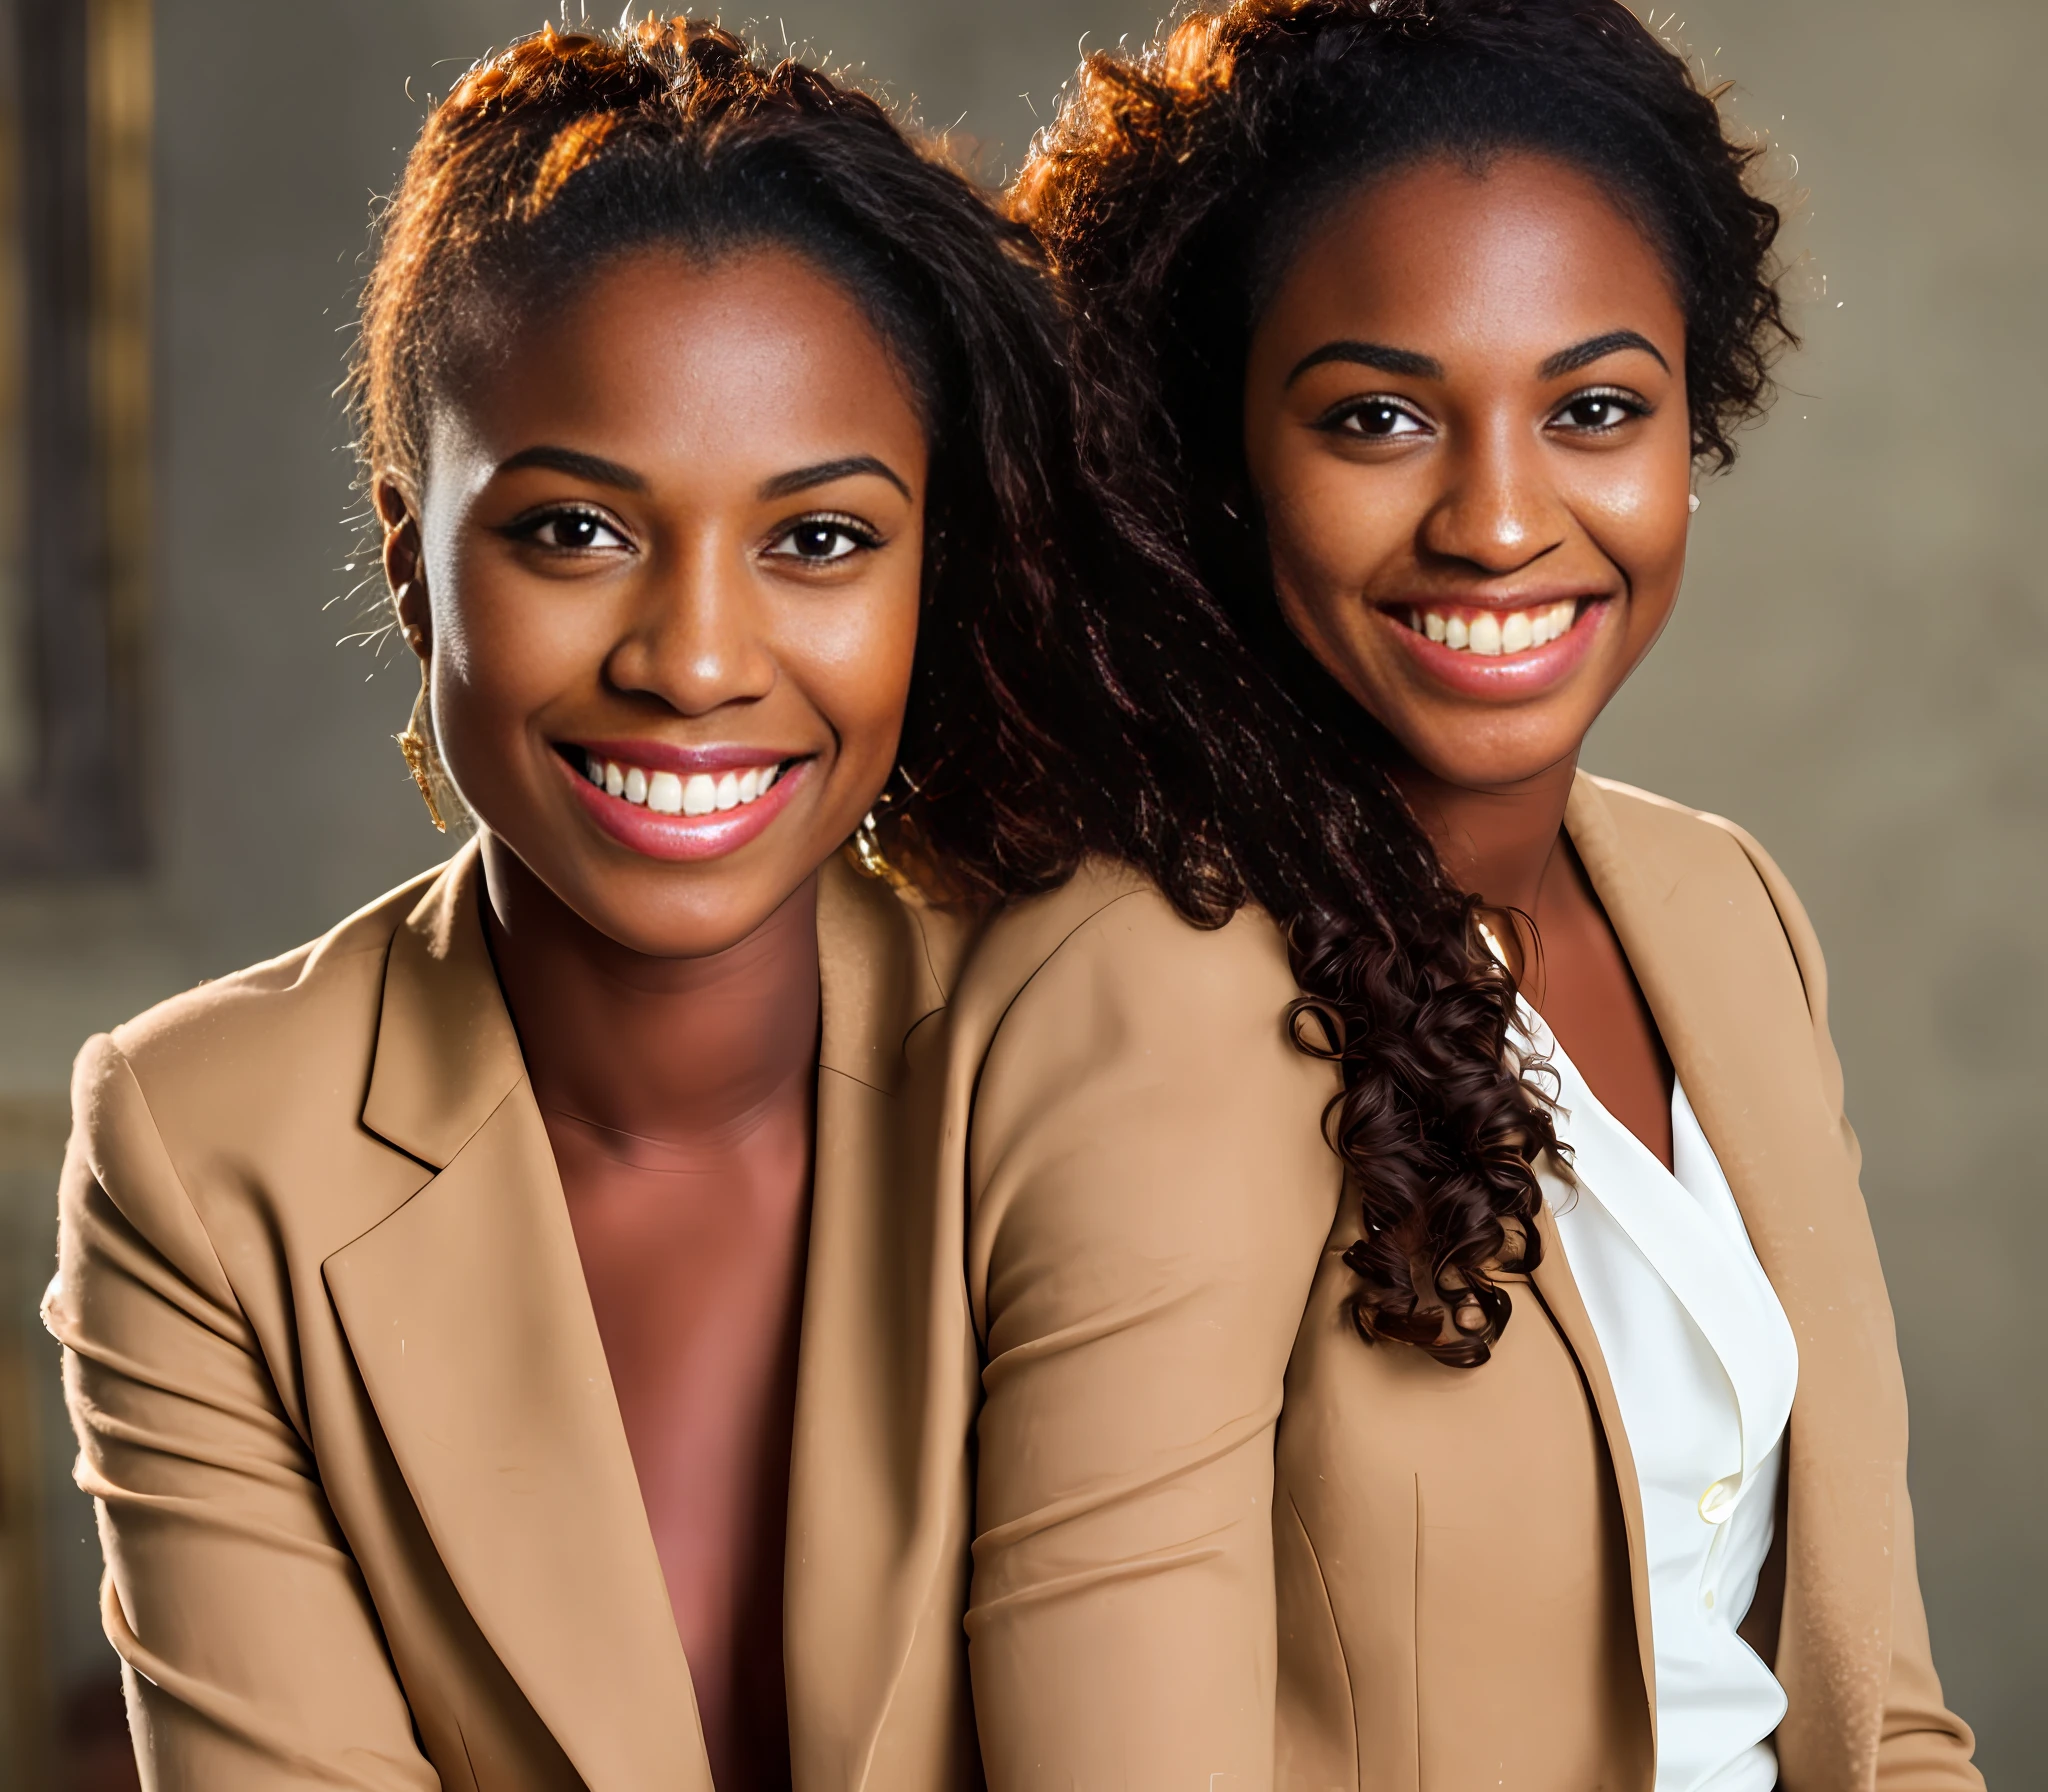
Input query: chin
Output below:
<box><xmin>1406</xmin><ymin>728</ymin><xmax>1590</xmax><ymax>795</ymax></box>
<box><xmin>600</xmin><ymin>906</ymin><xmax>773</xmax><ymax>961</ymax></box>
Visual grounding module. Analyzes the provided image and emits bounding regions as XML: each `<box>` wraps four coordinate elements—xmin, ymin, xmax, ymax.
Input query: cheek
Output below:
<box><xmin>1259</xmin><ymin>454</ymin><xmax>1406</xmax><ymax>648</ymax></box>
<box><xmin>1569</xmin><ymin>457</ymin><xmax>1692</xmax><ymax>626</ymax></box>
<box><xmin>426</xmin><ymin>552</ymin><xmax>602</xmax><ymax>754</ymax></box>
<box><xmin>792</xmin><ymin>565</ymin><xmax>923</xmax><ymax>767</ymax></box>
<box><xmin>1255</xmin><ymin>420</ymin><xmax>1402</xmax><ymax>582</ymax></box>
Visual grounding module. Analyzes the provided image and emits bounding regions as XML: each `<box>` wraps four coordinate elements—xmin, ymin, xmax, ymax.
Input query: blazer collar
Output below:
<box><xmin>339</xmin><ymin>843</ymin><xmax>960</xmax><ymax>1792</ymax></box>
<box><xmin>1565</xmin><ymin>771</ymin><xmax>1900</xmax><ymax>1787</ymax></box>
<box><xmin>360</xmin><ymin>837</ymin><xmax>522</xmax><ymax>1171</ymax></box>
<box><xmin>358</xmin><ymin>840</ymin><xmax>946</xmax><ymax>1160</ymax></box>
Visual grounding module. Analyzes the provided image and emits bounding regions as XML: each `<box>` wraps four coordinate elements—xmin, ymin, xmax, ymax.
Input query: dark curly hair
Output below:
<box><xmin>350</xmin><ymin>16</ymin><xmax>1123</xmax><ymax>870</ymax></box>
<box><xmin>1005</xmin><ymin>0</ymin><xmax>1797</xmax><ymax>1364</ymax></box>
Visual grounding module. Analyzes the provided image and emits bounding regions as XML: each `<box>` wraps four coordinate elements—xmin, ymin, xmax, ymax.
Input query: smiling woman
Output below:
<box><xmin>39</xmin><ymin>18</ymin><xmax>1108</xmax><ymax>1792</ymax></box>
<box><xmin>935</xmin><ymin>1</ymin><xmax>1986</xmax><ymax>1788</ymax></box>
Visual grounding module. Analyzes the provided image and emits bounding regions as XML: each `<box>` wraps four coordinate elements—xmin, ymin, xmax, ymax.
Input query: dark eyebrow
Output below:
<box><xmin>1539</xmin><ymin>330</ymin><xmax>1671</xmax><ymax>380</ymax></box>
<box><xmin>759</xmin><ymin>455</ymin><xmax>913</xmax><ymax>502</ymax></box>
<box><xmin>1287</xmin><ymin>340</ymin><xmax>1446</xmax><ymax>386</ymax></box>
<box><xmin>495</xmin><ymin>445</ymin><xmax>648</xmax><ymax>492</ymax></box>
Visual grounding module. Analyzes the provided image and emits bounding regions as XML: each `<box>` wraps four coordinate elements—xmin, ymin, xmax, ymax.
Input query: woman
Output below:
<box><xmin>949</xmin><ymin>1</ymin><xmax>1984</xmax><ymax>1787</ymax></box>
<box><xmin>42</xmin><ymin>19</ymin><xmax>1107</xmax><ymax>1790</ymax></box>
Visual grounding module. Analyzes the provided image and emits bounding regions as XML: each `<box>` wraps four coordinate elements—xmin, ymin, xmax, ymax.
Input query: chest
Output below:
<box><xmin>544</xmin><ymin>1107</ymin><xmax>813</xmax><ymax>1449</ymax></box>
<box><xmin>1276</xmin><ymin>1240</ymin><xmax>1650</xmax><ymax>1792</ymax></box>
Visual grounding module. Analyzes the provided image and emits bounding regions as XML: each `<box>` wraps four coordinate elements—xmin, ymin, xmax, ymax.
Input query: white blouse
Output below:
<box><xmin>1519</xmin><ymin>1004</ymin><xmax>1800</xmax><ymax>1792</ymax></box>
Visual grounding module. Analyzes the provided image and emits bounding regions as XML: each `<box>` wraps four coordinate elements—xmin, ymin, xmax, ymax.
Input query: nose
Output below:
<box><xmin>1418</xmin><ymin>418</ymin><xmax>1567</xmax><ymax>578</ymax></box>
<box><xmin>603</xmin><ymin>531</ymin><xmax>776</xmax><ymax>717</ymax></box>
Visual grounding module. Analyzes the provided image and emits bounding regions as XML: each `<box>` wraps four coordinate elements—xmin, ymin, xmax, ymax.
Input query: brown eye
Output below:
<box><xmin>1339</xmin><ymin>399</ymin><xmax>1428</xmax><ymax>439</ymax></box>
<box><xmin>515</xmin><ymin>508</ymin><xmax>629</xmax><ymax>552</ymax></box>
<box><xmin>765</xmin><ymin>514</ymin><xmax>879</xmax><ymax>564</ymax></box>
<box><xmin>1554</xmin><ymin>392</ymin><xmax>1644</xmax><ymax>433</ymax></box>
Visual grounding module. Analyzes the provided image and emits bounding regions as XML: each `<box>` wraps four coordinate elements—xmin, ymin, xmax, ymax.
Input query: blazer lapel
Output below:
<box><xmin>328</xmin><ymin>845</ymin><xmax>713</xmax><ymax>1792</ymax></box>
<box><xmin>1527</xmin><ymin>1205</ymin><xmax>1659</xmax><ymax>1744</ymax></box>
<box><xmin>783</xmin><ymin>855</ymin><xmax>980</xmax><ymax>1792</ymax></box>
<box><xmin>1567</xmin><ymin>773</ymin><xmax>1903</xmax><ymax>1789</ymax></box>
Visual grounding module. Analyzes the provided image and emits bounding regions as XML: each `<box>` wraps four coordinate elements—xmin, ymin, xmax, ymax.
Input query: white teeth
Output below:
<box><xmin>1415</xmin><ymin>599</ymin><xmax>1581</xmax><ymax>656</ymax></box>
<box><xmin>589</xmin><ymin>754</ymin><xmax>783</xmax><ymax>815</ymax></box>
<box><xmin>646</xmin><ymin>770</ymin><xmax>683</xmax><ymax>815</ymax></box>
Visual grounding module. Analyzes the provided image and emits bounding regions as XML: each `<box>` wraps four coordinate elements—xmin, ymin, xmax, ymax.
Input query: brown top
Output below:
<box><xmin>947</xmin><ymin>772</ymin><xmax>1981</xmax><ymax>1792</ymax></box>
<box><xmin>44</xmin><ymin>842</ymin><xmax>981</xmax><ymax>1792</ymax></box>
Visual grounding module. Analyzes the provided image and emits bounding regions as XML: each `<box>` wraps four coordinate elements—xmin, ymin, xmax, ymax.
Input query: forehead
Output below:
<box><xmin>431</xmin><ymin>243</ymin><xmax>928</xmax><ymax>476</ymax></box>
<box><xmin>1261</xmin><ymin>153</ymin><xmax>1683</xmax><ymax>360</ymax></box>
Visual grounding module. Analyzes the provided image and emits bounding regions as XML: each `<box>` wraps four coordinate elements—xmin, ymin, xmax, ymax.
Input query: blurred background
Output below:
<box><xmin>0</xmin><ymin>0</ymin><xmax>2039</xmax><ymax>1785</ymax></box>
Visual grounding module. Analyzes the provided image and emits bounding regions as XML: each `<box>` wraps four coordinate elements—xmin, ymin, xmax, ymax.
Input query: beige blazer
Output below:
<box><xmin>44</xmin><ymin>841</ymin><xmax>982</xmax><ymax>1792</ymax></box>
<box><xmin>948</xmin><ymin>773</ymin><xmax>1981</xmax><ymax>1792</ymax></box>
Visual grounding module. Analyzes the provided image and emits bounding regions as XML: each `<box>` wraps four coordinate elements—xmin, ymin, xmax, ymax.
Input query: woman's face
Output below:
<box><xmin>382</xmin><ymin>245</ymin><xmax>928</xmax><ymax>959</ymax></box>
<box><xmin>1241</xmin><ymin>153</ymin><xmax>1693</xmax><ymax>794</ymax></box>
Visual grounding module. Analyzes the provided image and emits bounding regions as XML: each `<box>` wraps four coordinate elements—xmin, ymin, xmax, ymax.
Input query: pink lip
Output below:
<box><xmin>559</xmin><ymin>750</ymin><xmax>810</xmax><ymax>863</ymax></box>
<box><xmin>571</xmin><ymin>738</ymin><xmax>795</xmax><ymax>776</ymax></box>
<box><xmin>1382</xmin><ymin>596</ymin><xmax>1612</xmax><ymax>699</ymax></box>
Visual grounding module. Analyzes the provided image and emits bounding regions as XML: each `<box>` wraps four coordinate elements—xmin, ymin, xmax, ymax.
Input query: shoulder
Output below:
<box><xmin>1577</xmin><ymin>771</ymin><xmax>1770</xmax><ymax>868</ymax></box>
<box><xmin>950</xmin><ymin>856</ymin><xmax>1299</xmax><ymax>1043</ymax></box>
<box><xmin>1578</xmin><ymin>774</ymin><xmax>1812</xmax><ymax>924</ymax></box>
<box><xmin>77</xmin><ymin>862</ymin><xmax>450</xmax><ymax>1172</ymax></box>
<box><xmin>946</xmin><ymin>859</ymin><xmax>1332</xmax><ymax>1189</ymax></box>
<box><xmin>955</xmin><ymin>867</ymin><xmax>1340</xmax><ymax>1336</ymax></box>
<box><xmin>1575</xmin><ymin>771</ymin><xmax>1830</xmax><ymax>1012</ymax></box>
<box><xmin>102</xmin><ymin>863</ymin><xmax>445</xmax><ymax>1087</ymax></box>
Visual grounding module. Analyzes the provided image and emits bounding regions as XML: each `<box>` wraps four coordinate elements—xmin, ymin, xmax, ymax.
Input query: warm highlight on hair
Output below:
<box><xmin>1001</xmin><ymin>0</ymin><xmax>1795</xmax><ymax>1363</ymax></box>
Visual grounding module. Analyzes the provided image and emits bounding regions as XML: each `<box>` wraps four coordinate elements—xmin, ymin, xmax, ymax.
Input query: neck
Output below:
<box><xmin>480</xmin><ymin>838</ymin><xmax>822</xmax><ymax>1145</ymax></box>
<box><xmin>1393</xmin><ymin>748</ymin><xmax>1581</xmax><ymax>917</ymax></box>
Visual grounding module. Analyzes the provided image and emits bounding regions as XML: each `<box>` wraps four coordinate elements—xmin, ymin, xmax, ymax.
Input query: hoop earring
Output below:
<box><xmin>850</xmin><ymin>810</ymin><xmax>890</xmax><ymax>878</ymax></box>
<box><xmin>395</xmin><ymin>678</ymin><xmax>448</xmax><ymax>834</ymax></box>
<box><xmin>849</xmin><ymin>768</ymin><xmax>915</xmax><ymax>891</ymax></box>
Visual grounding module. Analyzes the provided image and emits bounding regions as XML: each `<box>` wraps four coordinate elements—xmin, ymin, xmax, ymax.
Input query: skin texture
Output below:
<box><xmin>1244</xmin><ymin>153</ymin><xmax>1695</xmax><ymax>1165</ymax></box>
<box><xmin>379</xmin><ymin>245</ymin><xmax>929</xmax><ymax>1788</ymax></box>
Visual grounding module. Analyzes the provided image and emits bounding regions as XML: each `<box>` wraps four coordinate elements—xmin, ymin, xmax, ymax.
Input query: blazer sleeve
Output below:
<box><xmin>962</xmin><ymin>893</ymin><xmax>1342</xmax><ymax>1792</ymax></box>
<box><xmin>41</xmin><ymin>1034</ymin><xmax>440</xmax><ymax>1792</ymax></box>
<box><xmin>1729</xmin><ymin>830</ymin><xmax>1984</xmax><ymax>1790</ymax></box>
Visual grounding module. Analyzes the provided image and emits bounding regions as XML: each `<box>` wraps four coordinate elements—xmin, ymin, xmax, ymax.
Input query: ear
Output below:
<box><xmin>376</xmin><ymin>473</ymin><xmax>431</xmax><ymax>663</ymax></box>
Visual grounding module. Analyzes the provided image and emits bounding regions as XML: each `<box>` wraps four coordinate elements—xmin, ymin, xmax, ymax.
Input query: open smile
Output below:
<box><xmin>555</xmin><ymin>738</ymin><xmax>810</xmax><ymax>863</ymax></box>
<box><xmin>1381</xmin><ymin>593</ymin><xmax>1612</xmax><ymax>697</ymax></box>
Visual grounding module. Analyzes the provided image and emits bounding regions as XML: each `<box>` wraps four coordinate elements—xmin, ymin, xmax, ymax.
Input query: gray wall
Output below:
<box><xmin>0</xmin><ymin>0</ymin><xmax>2036</xmax><ymax>1777</ymax></box>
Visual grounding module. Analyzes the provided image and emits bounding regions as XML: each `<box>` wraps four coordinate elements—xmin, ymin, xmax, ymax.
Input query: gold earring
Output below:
<box><xmin>395</xmin><ymin>678</ymin><xmax>448</xmax><ymax>833</ymax></box>
<box><xmin>850</xmin><ymin>809</ymin><xmax>891</xmax><ymax>881</ymax></box>
<box><xmin>850</xmin><ymin>787</ymin><xmax>917</xmax><ymax>891</ymax></box>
